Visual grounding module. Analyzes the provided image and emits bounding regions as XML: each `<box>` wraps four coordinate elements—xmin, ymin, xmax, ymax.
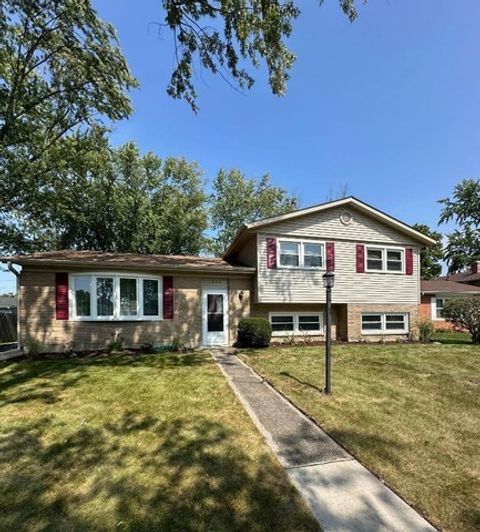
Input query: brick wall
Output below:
<box><xmin>347</xmin><ymin>303</ymin><xmax>419</xmax><ymax>342</ymax></box>
<box><xmin>19</xmin><ymin>268</ymin><xmax>251</xmax><ymax>352</ymax></box>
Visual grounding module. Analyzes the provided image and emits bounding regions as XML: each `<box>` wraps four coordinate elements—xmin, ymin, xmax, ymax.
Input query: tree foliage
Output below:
<box><xmin>1</xmin><ymin>140</ymin><xmax>208</xmax><ymax>255</ymax></box>
<box><xmin>160</xmin><ymin>0</ymin><xmax>361</xmax><ymax>111</ymax></box>
<box><xmin>209</xmin><ymin>169</ymin><xmax>299</xmax><ymax>255</ymax></box>
<box><xmin>412</xmin><ymin>223</ymin><xmax>443</xmax><ymax>279</ymax></box>
<box><xmin>439</xmin><ymin>179</ymin><xmax>480</xmax><ymax>273</ymax></box>
<box><xmin>443</xmin><ymin>298</ymin><xmax>480</xmax><ymax>344</ymax></box>
<box><xmin>0</xmin><ymin>0</ymin><xmax>138</xmax><ymax>249</ymax></box>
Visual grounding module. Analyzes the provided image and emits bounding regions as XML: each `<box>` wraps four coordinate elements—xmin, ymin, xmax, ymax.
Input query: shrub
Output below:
<box><xmin>237</xmin><ymin>317</ymin><xmax>272</xmax><ymax>348</ymax></box>
<box><xmin>24</xmin><ymin>337</ymin><xmax>43</xmax><ymax>358</ymax></box>
<box><xmin>171</xmin><ymin>336</ymin><xmax>190</xmax><ymax>352</ymax></box>
<box><xmin>417</xmin><ymin>319</ymin><xmax>434</xmax><ymax>343</ymax></box>
<box><xmin>443</xmin><ymin>298</ymin><xmax>480</xmax><ymax>343</ymax></box>
<box><xmin>106</xmin><ymin>333</ymin><xmax>126</xmax><ymax>353</ymax></box>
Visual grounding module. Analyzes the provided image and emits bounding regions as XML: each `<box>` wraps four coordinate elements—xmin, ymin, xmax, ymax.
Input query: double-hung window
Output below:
<box><xmin>361</xmin><ymin>313</ymin><xmax>408</xmax><ymax>334</ymax></box>
<box><xmin>72</xmin><ymin>274</ymin><xmax>161</xmax><ymax>321</ymax></box>
<box><xmin>278</xmin><ymin>240</ymin><xmax>324</xmax><ymax>269</ymax></box>
<box><xmin>434</xmin><ymin>298</ymin><xmax>445</xmax><ymax>320</ymax></box>
<box><xmin>366</xmin><ymin>247</ymin><xmax>405</xmax><ymax>273</ymax></box>
<box><xmin>270</xmin><ymin>313</ymin><xmax>323</xmax><ymax>336</ymax></box>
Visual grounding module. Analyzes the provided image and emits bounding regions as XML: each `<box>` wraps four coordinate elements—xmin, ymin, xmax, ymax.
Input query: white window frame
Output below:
<box><xmin>365</xmin><ymin>245</ymin><xmax>405</xmax><ymax>274</ymax></box>
<box><xmin>277</xmin><ymin>238</ymin><xmax>325</xmax><ymax>270</ymax></box>
<box><xmin>69</xmin><ymin>273</ymin><xmax>163</xmax><ymax>321</ymax></box>
<box><xmin>431</xmin><ymin>296</ymin><xmax>445</xmax><ymax>321</ymax></box>
<box><xmin>269</xmin><ymin>312</ymin><xmax>324</xmax><ymax>336</ymax></box>
<box><xmin>361</xmin><ymin>312</ymin><xmax>409</xmax><ymax>335</ymax></box>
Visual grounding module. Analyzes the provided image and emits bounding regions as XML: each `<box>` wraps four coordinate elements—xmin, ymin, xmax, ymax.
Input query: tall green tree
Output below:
<box><xmin>439</xmin><ymin>179</ymin><xmax>480</xmax><ymax>273</ymax></box>
<box><xmin>0</xmin><ymin>0</ymin><xmax>138</xmax><ymax>250</ymax></box>
<box><xmin>209</xmin><ymin>169</ymin><xmax>298</xmax><ymax>255</ymax></box>
<box><xmin>159</xmin><ymin>0</ymin><xmax>361</xmax><ymax>111</ymax></box>
<box><xmin>4</xmin><ymin>141</ymin><xmax>208</xmax><ymax>255</ymax></box>
<box><xmin>412</xmin><ymin>223</ymin><xmax>443</xmax><ymax>280</ymax></box>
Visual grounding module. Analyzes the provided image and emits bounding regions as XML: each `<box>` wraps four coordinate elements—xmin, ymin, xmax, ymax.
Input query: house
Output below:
<box><xmin>420</xmin><ymin>267</ymin><xmax>480</xmax><ymax>330</ymax></box>
<box><xmin>0</xmin><ymin>294</ymin><xmax>17</xmax><ymax>312</ymax></box>
<box><xmin>0</xmin><ymin>197</ymin><xmax>435</xmax><ymax>353</ymax></box>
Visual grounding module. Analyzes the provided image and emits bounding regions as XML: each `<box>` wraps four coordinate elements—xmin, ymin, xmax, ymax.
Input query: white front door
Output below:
<box><xmin>202</xmin><ymin>284</ymin><xmax>229</xmax><ymax>346</ymax></box>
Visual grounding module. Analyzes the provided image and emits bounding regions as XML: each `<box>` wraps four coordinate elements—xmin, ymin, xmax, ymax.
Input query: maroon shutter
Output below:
<box><xmin>405</xmin><ymin>248</ymin><xmax>414</xmax><ymax>275</ymax></box>
<box><xmin>326</xmin><ymin>242</ymin><xmax>335</xmax><ymax>272</ymax></box>
<box><xmin>266</xmin><ymin>237</ymin><xmax>277</xmax><ymax>269</ymax></box>
<box><xmin>55</xmin><ymin>272</ymin><xmax>69</xmax><ymax>320</ymax></box>
<box><xmin>163</xmin><ymin>276</ymin><xmax>174</xmax><ymax>319</ymax></box>
<box><xmin>356</xmin><ymin>245</ymin><xmax>365</xmax><ymax>273</ymax></box>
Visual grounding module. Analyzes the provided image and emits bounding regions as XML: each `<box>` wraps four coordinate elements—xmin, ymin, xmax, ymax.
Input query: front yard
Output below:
<box><xmin>239</xmin><ymin>343</ymin><xmax>480</xmax><ymax>532</ymax></box>
<box><xmin>0</xmin><ymin>353</ymin><xmax>318</xmax><ymax>531</ymax></box>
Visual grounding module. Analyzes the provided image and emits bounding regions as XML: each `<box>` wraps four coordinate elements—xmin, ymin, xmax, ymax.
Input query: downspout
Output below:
<box><xmin>5</xmin><ymin>262</ymin><xmax>20</xmax><ymax>350</ymax></box>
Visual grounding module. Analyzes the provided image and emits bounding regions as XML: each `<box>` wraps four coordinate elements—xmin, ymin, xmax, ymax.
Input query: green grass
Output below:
<box><xmin>239</xmin><ymin>344</ymin><xmax>480</xmax><ymax>532</ymax></box>
<box><xmin>0</xmin><ymin>352</ymin><xmax>318</xmax><ymax>532</ymax></box>
<box><xmin>431</xmin><ymin>329</ymin><xmax>472</xmax><ymax>344</ymax></box>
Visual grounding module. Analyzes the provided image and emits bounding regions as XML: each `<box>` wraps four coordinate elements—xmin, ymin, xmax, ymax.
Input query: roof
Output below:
<box><xmin>224</xmin><ymin>196</ymin><xmax>436</xmax><ymax>258</ymax></box>
<box><xmin>442</xmin><ymin>272</ymin><xmax>480</xmax><ymax>284</ymax></box>
<box><xmin>1</xmin><ymin>251</ymin><xmax>255</xmax><ymax>275</ymax></box>
<box><xmin>0</xmin><ymin>295</ymin><xmax>16</xmax><ymax>308</ymax></box>
<box><xmin>421</xmin><ymin>279</ymin><xmax>480</xmax><ymax>294</ymax></box>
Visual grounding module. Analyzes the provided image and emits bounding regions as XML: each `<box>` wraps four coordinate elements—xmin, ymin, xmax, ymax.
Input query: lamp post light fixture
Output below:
<box><xmin>322</xmin><ymin>271</ymin><xmax>335</xmax><ymax>394</ymax></box>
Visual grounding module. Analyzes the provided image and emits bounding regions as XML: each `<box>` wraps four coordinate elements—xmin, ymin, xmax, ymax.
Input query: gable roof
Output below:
<box><xmin>421</xmin><ymin>279</ymin><xmax>480</xmax><ymax>294</ymax></box>
<box><xmin>1</xmin><ymin>251</ymin><xmax>255</xmax><ymax>275</ymax></box>
<box><xmin>224</xmin><ymin>196</ymin><xmax>436</xmax><ymax>258</ymax></box>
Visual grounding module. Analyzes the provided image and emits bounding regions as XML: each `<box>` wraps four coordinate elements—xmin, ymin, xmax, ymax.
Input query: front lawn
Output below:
<box><xmin>0</xmin><ymin>353</ymin><xmax>318</xmax><ymax>531</ymax></box>
<box><xmin>239</xmin><ymin>344</ymin><xmax>480</xmax><ymax>532</ymax></box>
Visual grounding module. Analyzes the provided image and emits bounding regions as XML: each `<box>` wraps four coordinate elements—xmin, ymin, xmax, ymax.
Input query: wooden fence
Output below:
<box><xmin>0</xmin><ymin>311</ymin><xmax>17</xmax><ymax>343</ymax></box>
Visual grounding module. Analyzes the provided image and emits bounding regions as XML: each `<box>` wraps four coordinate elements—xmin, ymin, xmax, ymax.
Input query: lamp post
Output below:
<box><xmin>323</xmin><ymin>271</ymin><xmax>335</xmax><ymax>394</ymax></box>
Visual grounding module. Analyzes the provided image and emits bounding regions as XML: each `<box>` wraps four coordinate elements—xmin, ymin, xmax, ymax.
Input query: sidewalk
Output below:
<box><xmin>212</xmin><ymin>350</ymin><xmax>436</xmax><ymax>532</ymax></box>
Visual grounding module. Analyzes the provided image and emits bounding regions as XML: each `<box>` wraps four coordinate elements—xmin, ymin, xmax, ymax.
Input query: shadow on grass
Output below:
<box><xmin>279</xmin><ymin>371</ymin><xmax>324</xmax><ymax>394</ymax></box>
<box><xmin>0</xmin><ymin>410</ymin><xmax>318</xmax><ymax>531</ymax></box>
<box><xmin>0</xmin><ymin>353</ymin><xmax>210</xmax><ymax>406</ymax></box>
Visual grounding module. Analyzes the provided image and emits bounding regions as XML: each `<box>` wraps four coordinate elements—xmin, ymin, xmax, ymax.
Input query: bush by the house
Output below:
<box><xmin>237</xmin><ymin>318</ymin><xmax>272</xmax><ymax>348</ymax></box>
<box><xmin>106</xmin><ymin>333</ymin><xmax>126</xmax><ymax>353</ymax></box>
<box><xmin>443</xmin><ymin>298</ymin><xmax>480</xmax><ymax>344</ymax></box>
<box><xmin>417</xmin><ymin>319</ymin><xmax>434</xmax><ymax>343</ymax></box>
<box><xmin>171</xmin><ymin>336</ymin><xmax>190</xmax><ymax>352</ymax></box>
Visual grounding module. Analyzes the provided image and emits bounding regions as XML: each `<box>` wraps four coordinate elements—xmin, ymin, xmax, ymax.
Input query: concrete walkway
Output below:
<box><xmin>212</xmin><ymin>350</ymin><xmax>436</xmax><ymax>532</ymax></box>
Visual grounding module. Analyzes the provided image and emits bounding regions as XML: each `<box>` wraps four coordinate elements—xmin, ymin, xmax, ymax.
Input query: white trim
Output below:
<box><xmin>365</xmin><ymin>245</ymin><xmax>405</xmax><ymax>274</ymax></box>
<box><xmin>361</xmin><ymin>312</ymin><xmax>409</xmax><ymax>335</ymax></box>
<box><xmin>69</xmin><ymin>272</ymin><xmax>163</xmax><ymax>321</ymax></box>
<box><xmin>276</xmin><ymin>237</ymin><xmax>326</xmax><ymax>270</ymax></box>
<box><xmin>269</xmin><ymin>312</ymin><xmax>324</xmax><ymax>336</ymax></box>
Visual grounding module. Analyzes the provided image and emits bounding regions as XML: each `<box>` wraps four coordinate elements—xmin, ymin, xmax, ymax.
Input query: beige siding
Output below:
<box><xmin>19</xmin><ymin>268</ymin><xmax>251</xmax><ymax>352</ymax></box>
<box><xmin>257</xmin><ymin>235</ymin><xmax>420</xmax><ymax>304</ymax></box>
<box><xmin>260</xmin><ymin>205</ymin><xmax>420</xmax><ymax>245</ymax></box>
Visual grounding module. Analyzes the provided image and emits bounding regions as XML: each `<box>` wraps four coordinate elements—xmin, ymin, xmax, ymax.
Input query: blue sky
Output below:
<box><xmin>1</xmin><ymin>0</ymin><xmax>479</xmax><ymax>293</ymax></box>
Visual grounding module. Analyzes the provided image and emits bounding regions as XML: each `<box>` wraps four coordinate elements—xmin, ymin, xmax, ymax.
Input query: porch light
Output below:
<box><xmin>323</xmin><ymin>271</ymin><xmax>335</xmax><ymax>289</ymax></box>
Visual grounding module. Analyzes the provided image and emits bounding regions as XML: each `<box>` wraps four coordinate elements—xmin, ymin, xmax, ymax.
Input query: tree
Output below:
<box><xmin>1</xmin><ymin>141</ymin><xmax>208</xmax><ymax>256</ymax></box>
<box><xmin>412</xmin><ymin>224</ymin><xmax>443</xmax><ymax>279</ymax></box>
<box><xmin>158</xmin><ymin>0</ymin><xmax>361</xmax><ymax>111</ymax></box>
<box><xmin>0</xmin><ymin>0</ymin><xmax>138</xmax><ymax>250</ymax></box>
<box><xmin>443</xmin><ymin>298</ymin><xmax>480</xmax><ymax>344</ymax></box>
<box><xmin>439</xmin><ymin>179</ymin><xmax>480</xmax><ymax>273</ymax></box>
<box><xmin>209</xmin><ymin>169</ymin><xmax>298</xmax><ymax>255</ymax></box>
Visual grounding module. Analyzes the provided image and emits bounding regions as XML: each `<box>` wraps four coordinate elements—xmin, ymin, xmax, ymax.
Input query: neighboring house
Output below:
<box><xmin>0</xmin><ymin>294</ymin><xmax>17</xmax><ymax>313</ymax></box>
<box><xmin>440</xmin><ymin>261</ymin><xmax>480</xmax><ymax>287</ymax></box>
<box><xmin>420</xmin><ymin>267</ymin><xmax>480</xmax><ymax>330</ymax></box>
<box><xmin>0</xmin><ymin>197</ymin><xmax>435</xmax><ymax>353</ymax></box>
